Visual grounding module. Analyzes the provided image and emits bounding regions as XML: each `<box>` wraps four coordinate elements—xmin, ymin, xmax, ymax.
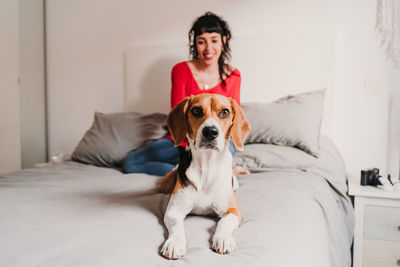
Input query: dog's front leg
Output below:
<box><xmin>161</xmin><ymin>191</ymin><xmax>193</xmax><ymax>260</ymax></box>
<box><xmin>212</xmin><ymin>191</ymin><xmax>241</xmax><ymax>254</ymax></box>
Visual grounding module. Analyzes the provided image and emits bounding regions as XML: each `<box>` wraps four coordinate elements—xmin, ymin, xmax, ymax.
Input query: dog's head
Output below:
<box><xmin>166</xmin><ymin>94</ymin><xmax>250</xmax><ymax>151</ymax></box>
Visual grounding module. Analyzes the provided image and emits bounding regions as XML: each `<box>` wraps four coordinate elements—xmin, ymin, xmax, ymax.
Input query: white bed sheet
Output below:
<box><xmin>0</xmin><ymin>148</ymin><xmax>353</xmax><ymax>267</ymax></box>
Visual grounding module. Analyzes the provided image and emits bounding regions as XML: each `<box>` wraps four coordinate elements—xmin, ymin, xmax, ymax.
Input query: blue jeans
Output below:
<box><xmin>122</xmin><ymin>138</ymin><xmax>179</xmax><ymax>176</ymax></box>
<box><xmin>122</xmin><ymin>137</ymin><xmax>237</xmax><ymax>176</ymax></box>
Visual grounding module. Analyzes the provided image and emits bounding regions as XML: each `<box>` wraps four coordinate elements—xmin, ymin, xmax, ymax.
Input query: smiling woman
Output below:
<box><xmin>170</xmin><ymin>12</ymin><xmax>240</xmax><ymax>108</ymax></box>
<box><xmin>188</xmin><ymin>31</ymin><xmax>224</xmax><ymax>90</ymax></box>
<box><xmin>122</xmin><ymin>11</ymin><xmax>248</xmax><ymax>176</ymax></box>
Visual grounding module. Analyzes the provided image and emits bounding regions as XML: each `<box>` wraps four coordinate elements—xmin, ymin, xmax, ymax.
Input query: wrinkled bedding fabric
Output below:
<box><xmin>0</xmin><ymin>139</ymin><xmax>353</xmax><ymax>267</ymax></box>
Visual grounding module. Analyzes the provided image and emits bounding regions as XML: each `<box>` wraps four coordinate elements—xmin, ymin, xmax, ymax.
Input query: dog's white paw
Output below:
<box><xmin>161</xmin><ymin>237</ymin><xmax>186</xmax><ymax>260</ymax></box>
<box><xmin>212</xmin><ymin>234</ymin><xmax>237</xmax><ymax>254</ymax></box>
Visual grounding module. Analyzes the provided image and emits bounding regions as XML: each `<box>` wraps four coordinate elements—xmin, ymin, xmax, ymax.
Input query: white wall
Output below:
<box><xmin>0</xmin><ymin>0</ymin><xmax>21</xmax><ymax>174</ymax></box>
<box><xmin>333</xmin><ymin>0</ymin><xmax>398</xmax><ymax>181</ymax></box>
<box><xmin>46</xmin><ymin>0</ymin><xmax>399</xmax><ymax>181</ymax></box>
<box><xmin>388</xmin><ymin>70</ymin><xmax>400</xmax><ymax>178</ymax></box>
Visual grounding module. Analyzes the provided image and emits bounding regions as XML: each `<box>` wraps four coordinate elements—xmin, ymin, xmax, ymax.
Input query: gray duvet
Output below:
<box><xmin>0</xmin><ymin>137</ymin><xmax>354</xmax><ymax>267</ymax></box>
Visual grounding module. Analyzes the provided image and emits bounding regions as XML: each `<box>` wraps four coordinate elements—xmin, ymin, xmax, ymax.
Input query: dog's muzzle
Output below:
<box><xmin>202</xmin><ymin>126</ymin><xmax>218</xmax><ymax>141</ymax></box>
<box><xmin>200</xmin><ymin>126</ymin><xmax>219</xmax><ymax>149</ymax></box>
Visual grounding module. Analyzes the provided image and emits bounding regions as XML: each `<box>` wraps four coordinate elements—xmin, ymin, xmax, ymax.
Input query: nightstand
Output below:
<box><xmin>348</xmin><ymin>184</ymin><xmax>400</xmax><ymax>267</ymax></box>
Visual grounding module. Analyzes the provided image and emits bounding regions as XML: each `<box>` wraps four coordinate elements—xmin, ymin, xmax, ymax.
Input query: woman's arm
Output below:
<box><xmin>171</xmin><ymin>64</ymin><xmax>188</xmax><ymax>109</ymax></box>
<box><xmin>230</xmin><ymin>71</ymin><xmax>241</xmax><ymax>106</ymax></box>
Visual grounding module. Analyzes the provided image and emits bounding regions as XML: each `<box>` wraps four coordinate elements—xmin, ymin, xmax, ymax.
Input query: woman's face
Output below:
<box><xmin>195</xmin><ymin>32</ymin><xmax>225</xmax><ymax>66</ymax></box>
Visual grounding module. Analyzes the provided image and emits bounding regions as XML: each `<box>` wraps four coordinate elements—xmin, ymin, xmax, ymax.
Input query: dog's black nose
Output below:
<box><xmin>202</xmin><ymin>126</ymin><xmax>219</xmax><ymax>141</ymax></box>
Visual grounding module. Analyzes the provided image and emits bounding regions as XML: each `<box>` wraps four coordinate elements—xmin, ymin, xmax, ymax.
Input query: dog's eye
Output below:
<box><xmin>219</xmin><ymin>108</ymin><xmax>230</xmax><ymax>119</ymax></box>
<box><xmin>191</xmin><ymin>107</ymin><xmax>203</xmax><ymax>118</ymax></box>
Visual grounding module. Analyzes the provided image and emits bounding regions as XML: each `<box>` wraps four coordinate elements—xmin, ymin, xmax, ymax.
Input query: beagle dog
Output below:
<box><xmin>160</xmin><ymin>93</ymin><xmax>250</xmax><ymax>260</ymax></box>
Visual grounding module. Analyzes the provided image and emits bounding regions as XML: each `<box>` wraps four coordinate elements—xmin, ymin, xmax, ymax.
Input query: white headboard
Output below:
<box><xmin>124</xmin><ymin>29</ymin><xmax>335</xmax><ymax>136</ymax></box>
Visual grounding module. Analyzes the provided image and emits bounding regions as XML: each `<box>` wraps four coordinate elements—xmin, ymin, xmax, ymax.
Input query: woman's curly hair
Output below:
<box><xmin>188</xmin><ymin>12</ymin><xmax>232</xmax><ymax>86</ymax></box>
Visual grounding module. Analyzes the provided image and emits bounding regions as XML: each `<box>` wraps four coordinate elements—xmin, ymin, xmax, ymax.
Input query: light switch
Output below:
<box><xmin>364</xmin><ymin>77</ymin><xmax>384</xmax><ymax>94</ymax></box>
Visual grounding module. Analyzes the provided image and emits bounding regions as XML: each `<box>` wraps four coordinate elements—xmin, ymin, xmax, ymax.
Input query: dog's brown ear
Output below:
<box><xmin>167</xmin><ymin>97</ymin><xmax>190</xmax><ymax>146</ymax></box>
<box><xmin>230</xmin><ymin>99</ymin><xmax>251</xmax><ymax>151</ymax></box>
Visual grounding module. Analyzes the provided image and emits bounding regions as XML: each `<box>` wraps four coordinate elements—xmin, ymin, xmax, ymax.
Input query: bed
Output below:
<box><xmin>1</xmin><ymin>30</ymin><xmax>354</xmax><ymax>266</ymax></box>
<box><xmin>0</xmin><ymin>93</ymin><xmax>354</xmax><ymax>267</ymax></box>
<box><xmin>0</xmin><ymin>136</ymin><xmax>353</xmax><ymax>267</ymax></box>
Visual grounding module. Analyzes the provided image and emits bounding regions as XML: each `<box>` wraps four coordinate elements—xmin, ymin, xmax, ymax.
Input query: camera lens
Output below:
<box><xmin>361</xmin><ymin>170</ymin><xmax>368</xmax><ymax>186</ymax></box>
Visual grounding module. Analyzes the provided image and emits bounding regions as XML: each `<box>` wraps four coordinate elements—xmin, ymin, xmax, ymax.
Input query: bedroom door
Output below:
<box><xmin>0</xmin><ymin>0</ymin><xmax>21</xmax><ymax>174</ymax></box>
<box><xmin>19</xmin><ymin>0</ymin><xmax>47</xmax><ymax>168</ymax></box>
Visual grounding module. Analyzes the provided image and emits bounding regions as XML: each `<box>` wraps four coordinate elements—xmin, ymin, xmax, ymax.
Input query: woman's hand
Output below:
<box><xmin>232</xmin><ymin>165</ymin><xmax>250</xmax><ymax>175</ymax></box>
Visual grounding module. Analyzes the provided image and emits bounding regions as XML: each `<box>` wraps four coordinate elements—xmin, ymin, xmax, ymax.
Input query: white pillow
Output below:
<box><xmin>233</xmin><ymin>143</ymin><xmax>316</xmax><ymax>172</ymax></box>
<box><xmin>71</xmin><ymin>112</ymin><xmax>167</xmax><ymax>167</ymax></box>
<box><xmin>243</xmin><ymin>89</ymin><xmax>325</xmax><ymax>157</ymax></box>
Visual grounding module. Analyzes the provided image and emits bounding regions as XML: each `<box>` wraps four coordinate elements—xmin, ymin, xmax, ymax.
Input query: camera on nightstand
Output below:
<box><xmin>360</xmin><ymin>168</ymin><xmax>380</xmax><ymax>186</ymax></box>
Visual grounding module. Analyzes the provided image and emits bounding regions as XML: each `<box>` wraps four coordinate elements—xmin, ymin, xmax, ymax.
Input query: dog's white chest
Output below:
<box><xmin>183</xmin><ymin>148</ymin><xmax>233</xmax><ymax>216</ymax></box>
<box><xmin>186</xmin><ymin>144</ymin><xmax>232</xmax><ymax>189</ymax></box>
<box><xmin>187</xmin><ymin>186</ymin><xmax>230</xmax><ymax>216</ymax></box>
<box><xmin>190</xmin><ymin>191</ymin><xmax>217</xmax><ymax>215</ymax></box>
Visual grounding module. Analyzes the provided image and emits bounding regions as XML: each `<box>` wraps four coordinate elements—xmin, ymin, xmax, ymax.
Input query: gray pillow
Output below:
<box><xmin>243</xmin><ymin>90</ymin><xmax>325</xmax><ymax>157</ymax></box>
<box><xmin>71</xmin><ymin>112</ymin><xmax>167</xmax><ymax>167</ymax></box>
<box><xmin>233</xmin><ymin>143</ymin><xmax>316</xmax><ymax>172</ymax></box>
